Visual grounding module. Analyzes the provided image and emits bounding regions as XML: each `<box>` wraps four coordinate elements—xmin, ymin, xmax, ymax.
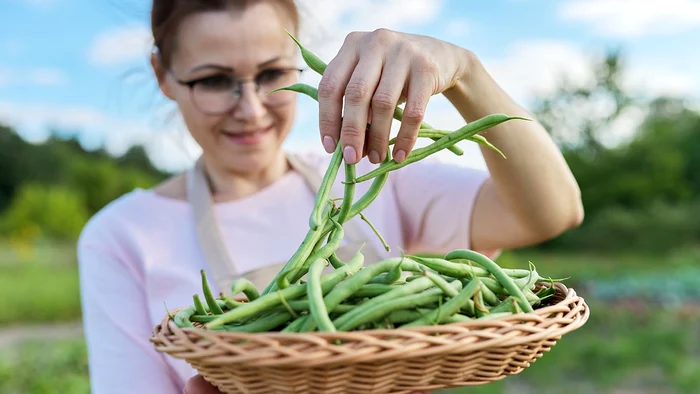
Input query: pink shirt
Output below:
<box><xmin>77</xmin><ymin>152</ymin><xmax>489</xmax><ymax>394</ymax></box>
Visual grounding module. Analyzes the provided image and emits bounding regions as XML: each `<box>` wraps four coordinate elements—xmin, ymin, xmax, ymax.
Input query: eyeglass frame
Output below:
<box><xmin>168</xmin><ymin>66</ymin><xmax>306</xmax><ymax>115</ymax></box>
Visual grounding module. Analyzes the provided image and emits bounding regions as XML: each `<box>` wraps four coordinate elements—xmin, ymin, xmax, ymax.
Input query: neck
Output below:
<box><xmin>202</xmin><ymin>153</ymin><xmax>290</xmax><ymax>202</ymax></box>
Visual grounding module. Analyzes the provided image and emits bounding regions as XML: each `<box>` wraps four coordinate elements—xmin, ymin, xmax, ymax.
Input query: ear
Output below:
<box><xmin>151</xmin><ymin>50</ymin><xmax>175</xmax><ymax>101</ymax></box>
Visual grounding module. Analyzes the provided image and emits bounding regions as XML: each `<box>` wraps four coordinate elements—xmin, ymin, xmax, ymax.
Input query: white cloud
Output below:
<box><xmin>479</xmin><ymin>40</ymin><xmax>597</xmax><ymax>105</ymax></box>
<box><xmin>558</xmin><ymin>0</ymin><xmax>700</xmax><ymax>38</ymax></box>
<box><xmin>0</xmin><ymin>101</ymin><xmax>201</xmax><ymax>173</ymax></box>
<box><xmin>622</xmin><ymin>67</ymin><xmax>699</xmax><ymax>98</ymax></box>
<box><xmin>443</xmin><ymin>20</ymin><xmax>470</xmax><ymax>37</ymax></box>
<box><xmin>0</xmin><ymin>67</ymin><xmax>70</xmax><ymax>87</ymax></box>
<box><xmin>88</xmin><ymin>25</ymin><xmax>153</xmax><ymax>66</ymax></box>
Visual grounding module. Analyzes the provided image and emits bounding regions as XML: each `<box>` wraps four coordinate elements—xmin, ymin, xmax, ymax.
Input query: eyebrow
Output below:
<box><xmin>189</xmin><ymin>56</ymin><xmax>283</xmax><ymax>74</ymax></box>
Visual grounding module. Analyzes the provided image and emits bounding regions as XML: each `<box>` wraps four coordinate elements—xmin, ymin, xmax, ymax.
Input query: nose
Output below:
<box><xmin>231</xmin><ymin>82</ymin><xmax>266</xmax><ymax>122</ymax></box>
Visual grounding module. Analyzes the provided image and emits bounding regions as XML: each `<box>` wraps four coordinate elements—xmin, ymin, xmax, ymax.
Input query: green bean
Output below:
<box><xmin>328</xmin><ymin>251</ymin><xmax>345</xmax><ymax>269</ymax></box>
<box><xmin>336</xmin><ymin>280</ymin><xmax>463</xmax><ymax>331</ymax></box>
<box><xmin>310</xmin><ymin>143</ymin><xmax>343</xmax><ymax>231</ymax></box>
<box><xmin>331</xmin><ymin>275</ymin><xmax>447</xmax><ymax>330</ymax></box>
<box><xmin>206</xmin><ymin>249</ymin><xmax>364</xmax><ymax>329</ymax></box>
<box><xmin>282</xmin><ymin>314</ymin><xmax>310</xmax><ymax>333</ymax></box>
<box><xmin>338</xmin><ymin>163</ymin><xmax>355</xmax><ymax>225</ymax></box>
<box><xmin>263</xmin><ymin>207</ymin><xmax>329</xmax><ymax>294</ymax></box>
<box><xmin>285</xmin><ymin>218</ymin><xmax>345</xmax><ymax>285</ymax></box>
<box><xmin>174</xmin><ymin>306</ymin><xmax>196</xmax><ymax>328</ymax></box>
<box><xmin>200</xmin><ymin>270</ymin><xmax>224</xmax><ymax>315</ymax></box>
<box><xmin>422</xmin><ymin>269</ymin><xmax>459</xmax><ymax>297</ymax></box>
<box><xmin>387</xmin><ymin>309</ymin><xmax>471</xmax><ymax>324</ymax></box>
<box><xmin>192</xmin><ymin>294</ymin><xmax>206</xmax><ymax>316</ymax></box>
<box><xmin>392</xmin><ymin>106</ymin><xmax>464</xmax><ymax>156</ymax></box>
<box><xmin>409</xmin><ymin>255</ymin><xmax>488</xmax><ymax>278</ymax></box>
<box><xmin>286</xmin><ymin>31</ymin><xmax>327</xmax><ymax>75</ymax></box>
<box><xmin>468</xmin><ymin>134</ymin><xmax>506</xmax><ymax>158</ymax></box>
<box><xmin>350</xmin><ymin>283</ymin><xmax>400</xmax><ymax>298</ymax></box>
<box><xmin>307</xmin><ymin>258</ymin><xmax>336</xmax><ymax>332</ymax></box>
<box><xmin>402</xmin><ymin>277</ymin><xmax>482</xmax><ymax>327</ymax></box>
<box><xmin>214</xmin><ymin>312</ymin><xmax>294</xmax><ymax>333</ymax></box>
<box><xmin>358</xmin><ymin>212</ymin><xmax>389</xmax><ymax>251</ymax></box>
<box><xmin>230</xmin><ymin>278</ymin><xmax>260</xmax><ymax>302</ymax></box>
<box><xmin>445</xmin><ymin>250</ymin><xmax>533</xmax><ymax>313</ymax></box>
<box><xmin>353</xmin><ymin>114</ymin><xmax>529</xmax><ymax>183</ymax></box>
<box><xmin>299</xmin><ymin>257</ymin><xmax>425</xmax><ymax>332</ymax></box>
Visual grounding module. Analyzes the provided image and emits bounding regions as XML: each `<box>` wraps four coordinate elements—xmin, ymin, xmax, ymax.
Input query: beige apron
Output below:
<box><xmin>186</xmin><ymin>153</ymin><xmax>385</xmax><ymax>294</ymax></box>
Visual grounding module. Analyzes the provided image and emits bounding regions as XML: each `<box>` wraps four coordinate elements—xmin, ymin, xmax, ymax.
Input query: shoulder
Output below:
<box><xmin>77</xmin><ymin>187</ymin><xmax>180</xmax><ymax>253</ymax></box>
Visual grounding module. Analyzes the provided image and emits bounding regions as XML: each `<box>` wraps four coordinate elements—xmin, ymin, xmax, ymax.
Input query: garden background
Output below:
<box><xmin>1</xmin><ymin>1</ymin><xmax>699</xmax><ymax>393</ymax></box>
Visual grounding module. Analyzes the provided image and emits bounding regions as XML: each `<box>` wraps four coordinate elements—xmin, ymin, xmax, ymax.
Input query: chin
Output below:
<box><xmin>221</xmin><ymin>149</ymin><xmax>278</xmax><ymax>174</ymax></box>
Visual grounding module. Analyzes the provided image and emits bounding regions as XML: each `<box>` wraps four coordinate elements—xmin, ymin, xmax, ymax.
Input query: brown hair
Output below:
<box><xmin>151</xmin><ymin>0</ymin><xmax>300</xmax><ymax>68</ymax></box>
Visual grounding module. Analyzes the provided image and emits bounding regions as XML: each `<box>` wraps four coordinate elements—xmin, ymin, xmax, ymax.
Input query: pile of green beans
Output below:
<box><xmin>169</xmin><ymin>33</ymin><xmax>562</xmax><ymax>333</ymax></box>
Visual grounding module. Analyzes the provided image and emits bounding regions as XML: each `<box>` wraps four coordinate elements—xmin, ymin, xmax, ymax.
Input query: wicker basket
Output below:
<box><xmin>151</xmin><ymin>282</ymin><xmax>589</xmax><ymax>394</ymax></box>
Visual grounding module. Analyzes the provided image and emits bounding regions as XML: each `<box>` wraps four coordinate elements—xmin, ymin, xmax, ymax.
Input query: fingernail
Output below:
<box><xmin>369</xmin><ymin>150</ymin><xmax>380</xmax><ymax>164</ymax></box>
<box><xmin>323</xmin><ymin>136</ymin><xmax>336</xmax><ymax>153</ymax></box>
<box><xmin>343</xmin><ymin>146</ymin><xmax>357</xmax><ymax>163</ymax></box>
<box><xmin>394</xmin><ymin>149</ymin><xmax>406</xmax><ymax>163</ymax></box>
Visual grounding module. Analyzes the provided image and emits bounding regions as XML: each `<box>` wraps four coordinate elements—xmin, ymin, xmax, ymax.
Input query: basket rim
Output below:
<box><xmin>150</xmin><ymin>282</ymin><xmax>590</xmax><ymax>368</ymax></box>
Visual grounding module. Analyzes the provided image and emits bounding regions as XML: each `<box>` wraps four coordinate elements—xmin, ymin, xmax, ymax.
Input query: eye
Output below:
<box><xmin>194</xmin><ymin>74</ymin><xmax>234</xmax><ymax>91</ymax></box>
<box><xmin>257</xmin><ymin>69</ymin><xmax>287</xmax><ymax>84</ymax></box>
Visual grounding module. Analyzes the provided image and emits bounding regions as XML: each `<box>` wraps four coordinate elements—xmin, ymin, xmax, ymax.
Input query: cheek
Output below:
<box><xmin>272</xmin><ymin>102</ymin><xmax>297</xmax><ymax>139</ymax></box>
<box><xmin>175</xmin><ymin>92</ymin><xmax>220</xmax><ymax>145</ymax></box>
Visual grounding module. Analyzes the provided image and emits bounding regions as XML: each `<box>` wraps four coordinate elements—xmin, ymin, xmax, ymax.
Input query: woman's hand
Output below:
<box><xmin>184</xmin><ymin>374</ymin><xmax>431</xmax><ymax>394</ymax></box>
<box><xmin>317</xmin><ymin>28</ymin><xmax>472</xmax><ymax>165</ymax></box>
<box><xmin>184</xmin><ymin>375</ymin><xmax>221</xmax><ymax>394</ymax></box>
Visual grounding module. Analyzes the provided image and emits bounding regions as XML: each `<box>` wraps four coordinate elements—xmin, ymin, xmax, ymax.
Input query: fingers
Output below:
<box><xmin>184</xmin><ymin>375</ymin><xmax>222</xmax><ymax>394</ymax></box>
<box><xmin>318</xmin><ymin>37</ymin><xmax>359</xmax><ymax>155</ymax></box>
<box><xmin>366</xmin><ymin>56</ymin><xmax>410</xmax><ymax>164</ymax></box>
<box><xmin>392</xmin><ymin>63</ymin><xmax>434</xmax><ymax>162</ymax></box>
<box><xmin>338</xmin><ymin>54</ymin><xmax>384</xmax><ymax>164</ymax></box>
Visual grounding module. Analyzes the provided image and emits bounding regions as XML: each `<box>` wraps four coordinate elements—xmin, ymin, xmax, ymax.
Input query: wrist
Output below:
<box><xmin>446</xmin><ymin>47</ymin><xmax>480</xmax><ymax>98</ymax></box>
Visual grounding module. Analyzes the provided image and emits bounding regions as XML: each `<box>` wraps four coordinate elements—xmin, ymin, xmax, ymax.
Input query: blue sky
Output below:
<box><xmin>2</xmin><ymin>0</ymin><xmax>699</xmax><ymax>172</ymax></box>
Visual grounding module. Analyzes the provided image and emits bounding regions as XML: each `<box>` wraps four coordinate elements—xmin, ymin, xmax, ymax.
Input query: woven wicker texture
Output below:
<box><xmin>151</xmin><ymin>282</ymin><xmax>589</xmax><ymax>394</ymax></box>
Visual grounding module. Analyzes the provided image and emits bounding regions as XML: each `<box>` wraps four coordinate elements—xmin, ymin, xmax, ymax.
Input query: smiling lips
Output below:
<box><xmin>222</xmin><ymin>125</ymin><xmax>273</xmax><ymax>145</ymax></box>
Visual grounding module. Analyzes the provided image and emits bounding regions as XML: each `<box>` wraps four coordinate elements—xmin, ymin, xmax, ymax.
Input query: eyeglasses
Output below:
<box><xmin>171</xmin><ymin>67</ymin><xmax>304</xmax><ymax>115</ymax></box>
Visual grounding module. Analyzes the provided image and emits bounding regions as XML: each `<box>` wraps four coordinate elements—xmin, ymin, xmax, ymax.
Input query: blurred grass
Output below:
<box><xmin>1</xmin><ymin>241</ymin><xmax>699</xmax><ymax>393</ymax></box>
<box><xmin>0</xmin><ymin>238</ymin><xmax>81</xmax><ymax>325</ymax></box>
<box><xmin>0</xmin><ymin>338</ymin><xmax>89</xmax><ymax>394</ymax></box>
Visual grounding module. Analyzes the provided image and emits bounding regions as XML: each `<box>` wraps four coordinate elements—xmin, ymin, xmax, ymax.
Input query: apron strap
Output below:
<box><xmin>187</xmin><ymin>153</ymin><xmax>382</xmax><ymax>293</ymax></box>
<box><xmin>186</xmin><ymin>157</ymin><xmax>238</xmax><ymax>293</ymax></box>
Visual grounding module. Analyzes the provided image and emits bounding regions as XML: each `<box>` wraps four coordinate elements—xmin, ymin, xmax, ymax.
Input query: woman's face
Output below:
<box><xmin>156</xmin><ymin>3</ymin><xmax>300</xmax><ymax>175</ymax></box>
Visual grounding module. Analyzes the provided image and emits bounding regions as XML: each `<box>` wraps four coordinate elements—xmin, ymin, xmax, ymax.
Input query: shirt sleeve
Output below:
<box><xmin>391</xmin><ymin>157</ymin><xmax>490</xmax><ymax>255</ymax></box>
<box><xmin>78</xmin><ymin>236</ymin><xmax>183</xmax><ymax>394</ymax></box>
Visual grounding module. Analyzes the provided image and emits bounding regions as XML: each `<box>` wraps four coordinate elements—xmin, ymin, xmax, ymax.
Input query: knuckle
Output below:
<box><xmin>412</xmin><ymin>54</ymin><xmax>438</xmax><ymax>74</ymax></box>
<box><xmin>402</xmin><ymin>106</ymin><xmax>425</xmax><ymax>124</ymax></box>
<box><xmin>345</xmin><ymin>80</ymin><xmax>370</xmax><ymax>103</ymax></box>
<box><xmin>370</xmin><ymin>28</ymin><xmax>394</xmax><ymax>45</ymax></box>
<box><xmin>367</xmin><ymin>131</ymin><xmax>388</xmax><ymax>148</ymax></box>
<box><xmin>317</xmin><ymin>77</ymin><xmax>339</xmax><ymax>99</ymax></box>
<box><xmin>345</xmin><ymin>31</ymin><xmax>364</xmax><ymax>44</ymax></box>
<box><xmin>396</xmin><ymin>132</ymin><xmax>418</xmax><ymax>146</ymax></box>
<box><xmin>371</xmin><ymin>92</ymin><xmax>397</xmax><ymax>112</ymax></box>
<box><xmin>319</xmin><ymin>117</ymin><xmax>337</xmax><ymax>133</ymax></box>
<box><xmin>340</xmin><ymin>123</ymin><xmax>365</xmax><ymax>139</ymax></box>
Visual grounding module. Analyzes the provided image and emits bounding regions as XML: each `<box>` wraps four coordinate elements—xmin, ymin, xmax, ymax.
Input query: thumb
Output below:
<box><xmin>184</xmin><ymin>374</ymin><xmax>222</xmax><ymax>394</ymax></box>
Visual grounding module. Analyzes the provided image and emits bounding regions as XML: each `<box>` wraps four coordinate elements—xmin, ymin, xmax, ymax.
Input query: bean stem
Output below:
<box><xmin>444</xmin><ymin>250</ymin><xmax>533</xmax><ymax>313</ymax></box>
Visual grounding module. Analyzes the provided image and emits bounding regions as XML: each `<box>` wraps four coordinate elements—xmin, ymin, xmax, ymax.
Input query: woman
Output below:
<box><xmin>77</xmin><ymin>0</ymin><xmax>584</xmax><ymax>393</ymax></box>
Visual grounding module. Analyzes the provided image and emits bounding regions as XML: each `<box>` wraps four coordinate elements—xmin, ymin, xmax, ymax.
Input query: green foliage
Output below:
<box><xmin>0</xmin><ymin>125</ymin><xmax>167</xmax><ymax>240</ymax></box>
<box><xmin>0</xmin><ymin>183</ymin><xmax>89</xmax><ymax>240</ymax></box>
<box><xmin>532</xmin><ymin>49</ymin><xmax>700</xmax><ymax>252</ymax></box>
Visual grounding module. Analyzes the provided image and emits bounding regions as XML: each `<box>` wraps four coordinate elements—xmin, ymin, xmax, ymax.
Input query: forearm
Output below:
<box><xmin>443</xmin><ymin>49</ymin><xmax>584</xmax><ymax>237</ymax></box>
